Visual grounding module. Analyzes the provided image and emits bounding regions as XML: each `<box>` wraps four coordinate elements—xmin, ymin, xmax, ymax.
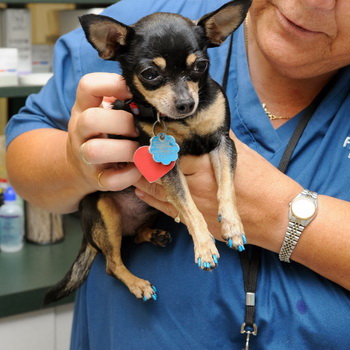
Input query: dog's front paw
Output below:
<box><xmin>194</xmin><ymin>238</ymin><xmax>220</xmax><ymax>271</ymax></box>
<box><xmin>219</xmin><ymin>213</ymin><xmax>246</xmax><ymax>252</ymax></box>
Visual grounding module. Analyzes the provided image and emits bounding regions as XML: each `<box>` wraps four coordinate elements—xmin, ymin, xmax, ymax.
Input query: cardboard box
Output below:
<box><xmin>0</xmin><ymin>9</ymin><xmax>32</xmax><ymax>75</ymax></box>
<box><xmin>58</xmin><ymin>8</ymin><xmax>104</xmax><ymax>35</ymax></box>
<box><xmin>32</xmin><ymin>44</ymin><xmax>54</xmax><ymax>73</ymax></box>
<box><xmin>0</xmin><ymin>48</ymin><xmax>18</xmax><ymax>87</ymax></box>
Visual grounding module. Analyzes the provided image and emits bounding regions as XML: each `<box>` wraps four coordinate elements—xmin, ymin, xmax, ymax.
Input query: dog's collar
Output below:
<box><xmin>116</xmin><ymin>99</ymin><xmax>158</xmax><ymax>119</ymax></box>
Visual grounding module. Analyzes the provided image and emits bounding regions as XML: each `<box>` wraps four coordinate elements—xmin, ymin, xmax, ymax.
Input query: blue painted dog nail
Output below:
<box><xmin>218</xmin><ymin>214</ymin><xmax>222</xmax><ymax>223</ymax></box>
<box><xmin>152</xmin><ymin>285</ymin><xmax>157</xmax><ymax>293</ymax></box>
<box><xmin>242</xmin><ymin>234</ymin><xmax>247</xmax><ymax>245</ymax></box>
<box><xmin>228</xmin><ymin>238</ymin><xmax>233</xmax><ymax>248</ymax></box>
<box><xmin>143</xmin><ymin>295</ymin><xmax>148</xmax><ymax>302</ymax></box>
<box><xmin>213</xmin><ymin>254</ymin><xmax>218</xmax><ymax>264</ymax></box>
<box><xmin>205</xmin><ymin>262</ymin><xmax>210</xmax><ymax>269</ymax></box>
<box><xmin>152</xmin><ymin>294</ymin><xmax>157</xmax><ymax>301</ymax></box>
<box><xmin>197</xmin><ymin>258</ymin><xmax>202</xmax><ymax>267</ymax></box>
<box><xmin>238</xmin><ymin>245</ymin><xmax>245</xmax><ymax>252</ymax></box>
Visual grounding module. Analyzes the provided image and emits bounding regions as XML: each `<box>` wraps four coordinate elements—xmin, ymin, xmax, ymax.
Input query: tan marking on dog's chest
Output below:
<box><xmin>139</xmin><ymin>91</ymin><xmax>226</xmax><ymax>146</ymax></box>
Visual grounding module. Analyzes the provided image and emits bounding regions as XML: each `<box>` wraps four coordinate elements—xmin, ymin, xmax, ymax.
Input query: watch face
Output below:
<box><xmin>291</xmin><ymin>197</ymin><xmax>316</xmax><ymax>220</ymax></box>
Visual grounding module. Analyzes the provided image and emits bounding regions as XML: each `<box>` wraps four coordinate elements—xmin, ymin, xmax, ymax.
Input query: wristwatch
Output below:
<box><xmin>279</xmin><ymin>189</ymin><xmax>318</xmax><ymax>263</ymax></box>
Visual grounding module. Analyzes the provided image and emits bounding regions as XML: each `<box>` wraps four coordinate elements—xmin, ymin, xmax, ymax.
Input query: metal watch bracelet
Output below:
<box><xmin>279</xmin><ymin>189</ymin><xmax>318</xmax><ymax>263</ymax></box>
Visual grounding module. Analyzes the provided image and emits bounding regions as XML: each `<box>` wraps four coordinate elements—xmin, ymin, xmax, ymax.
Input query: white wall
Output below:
<box><xmin>0</xmin><ymin>303</ymin><xmax>74</xmax><ymax>350</ymax></box>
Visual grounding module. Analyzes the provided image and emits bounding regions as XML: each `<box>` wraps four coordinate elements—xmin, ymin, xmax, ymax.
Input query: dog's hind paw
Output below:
<box><xmin>151</xmin><ymin>229</ymin><xmax>172</xmax><ymax>247</ymax></box>
<box><xmin>143</xmin><ymin>285</ymin><xmax>158</xmax><ymax>301</ymax></box>
<box><xmin>127</xmin><ymin>279</ymin><xmax>158</xmax><ymax>301</ymax></box>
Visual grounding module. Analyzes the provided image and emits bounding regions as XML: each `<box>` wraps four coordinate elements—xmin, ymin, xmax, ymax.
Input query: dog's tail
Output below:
<box><xmin>44</xmin><ymin>236</ymin><xmax>97</xmax><ymax>305</ymax></box>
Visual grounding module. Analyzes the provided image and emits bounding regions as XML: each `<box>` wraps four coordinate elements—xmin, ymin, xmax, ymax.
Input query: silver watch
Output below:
<box><xmin>279</xmin><ymin>189</ymin><xmax>318</xmax><ymax>263</ymax></box>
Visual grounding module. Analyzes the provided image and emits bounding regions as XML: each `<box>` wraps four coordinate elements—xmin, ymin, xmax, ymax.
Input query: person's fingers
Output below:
<box><xmin>134</xmin><ymin>182</ymin><xmax>179</xmax><ymax>221</ymax></box>
<box><xmin>97</xmin><ymin>164</ymin><xmax>142</xmax><ymax>192</ymax></box>
<box><xmin>80</xmin><ymin>138</ymin><xmax>139</xmax><ymax>165</ymax></box>
<box><xmin>74</xmin><ymin>73</ymin><xmax>132</xmax><ymax>113</ymax></box>
<box><xmin>135</xmin><ymin>177</ymin><xmax>168</xmax><ymax>202</ymax></box>
<box><xmin>76</xmin><ymin>108</ymin><xmax>139</xmax><ymax>140</ymax></box>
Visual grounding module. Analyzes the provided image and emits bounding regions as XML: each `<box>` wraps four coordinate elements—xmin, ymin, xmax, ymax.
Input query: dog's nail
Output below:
<box><xmin>197</xmin><ymin>258</ymin><xmax>202</xmax><ymax>268</ymax></box>
<box><xmin>218</xmin><ymin>214</ymin><xmax>222</xmax><ymax>223</ymax></box>
<box><xmin>143</xmin><ymin>295</ymin><xmax>148</xmax><ymax>302</ymax></box>
<box><xmin>152</xmin><ymin>293</ymin><xmax>157</xmax><ymax>301</ymax></box>
<box><xmin>238</xmin><ymin>245</ymin><xmax>245</xmax><ymax>252</ymax></box>
<box><xmin>228</xmin><ymin>238</ymin><xmax>233</xmax><ymax>248</ymax></box>
<box><xmin>152</xmin><ymin>285</ymin><xmax>157</xmax><ymax>293</ymax></box>
<box><xmin>204</xmin><ymin>262</ymin><xmax>210</xmax><ymax>269</ymax></box>
<box><xmin>242</xmin><ymin>234</ymin><xmax>247</xmax><ymax>245</ymax></box>
<box><xmin>213</xmin><ymin>254</ymin><xmax>218</xmax><ymax>264</ymax></box>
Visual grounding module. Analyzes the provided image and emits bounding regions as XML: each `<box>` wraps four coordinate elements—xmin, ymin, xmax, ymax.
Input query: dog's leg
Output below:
<box><xmin>134</xmin><ymin>225</ymin><xmax>172</xmax><ymax>247</ymax></box>
<box><xmin>96</xmin><ymin>194</ymin><xmax>157</xmax><ymax>300</ymax></box>
<box><xmin>209</xmin><ymin>136</ymin><xmax>245</xmax><ymax>250</ymax></box>
<box><xmin>161</xmin><ymin>166</ymin><xmax>220</xmax><ymax>270</ymax></box>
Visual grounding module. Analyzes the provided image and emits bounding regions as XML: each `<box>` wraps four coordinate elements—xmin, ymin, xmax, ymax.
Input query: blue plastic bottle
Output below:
<box><xmin>0</xmin><ymin>187</ymin><xmax>24</xmax><ymax>252</ymax></box>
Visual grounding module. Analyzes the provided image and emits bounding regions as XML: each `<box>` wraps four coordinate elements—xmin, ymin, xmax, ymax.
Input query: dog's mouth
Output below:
<box><xmin>156</xmin><ymin>96</ymin><xmax>199</xmax><ymax>120</ymax></box>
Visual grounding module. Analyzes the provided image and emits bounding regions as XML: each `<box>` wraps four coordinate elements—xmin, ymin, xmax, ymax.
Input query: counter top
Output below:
<box><xmin>0</xmin><ymin>214</ymin><xmax>82</xmax><ymax>318</ymax></box>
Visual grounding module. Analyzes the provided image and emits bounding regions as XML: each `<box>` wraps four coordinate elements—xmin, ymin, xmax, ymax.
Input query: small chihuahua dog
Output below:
<box><xmin>45</xmin><ymin>0</ymin><xmax>251</xmax><ymax>304</ymax></box>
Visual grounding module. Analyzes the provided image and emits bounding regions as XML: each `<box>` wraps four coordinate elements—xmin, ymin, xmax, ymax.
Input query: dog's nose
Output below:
<box><xmin>176</xmin><ymin>98</ymin><xmax>195</xmax><ymax>115</ymax></box>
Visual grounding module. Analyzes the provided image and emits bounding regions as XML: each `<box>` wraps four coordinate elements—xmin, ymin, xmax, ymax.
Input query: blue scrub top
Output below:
<box><xmin>6</xmin><ymin>0</ymin><xmax>350</xmax><ymax>349</ymax></box>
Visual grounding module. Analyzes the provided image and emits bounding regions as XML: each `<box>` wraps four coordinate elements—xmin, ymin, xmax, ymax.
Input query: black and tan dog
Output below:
<box><xmin>44</xmin><ymin>0</ymin><xmax>251</xmax><ymax>304</ymax></box>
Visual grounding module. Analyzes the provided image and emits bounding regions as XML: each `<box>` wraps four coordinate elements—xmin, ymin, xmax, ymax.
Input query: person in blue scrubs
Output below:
<box><xmin>6</xmin><ymin>0</ymin><xmax>350</xmax><ymax>348</ymax></box>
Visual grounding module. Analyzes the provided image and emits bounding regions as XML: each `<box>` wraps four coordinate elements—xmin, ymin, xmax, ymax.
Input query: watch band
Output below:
<box><xmin>279</xmin><ymin>189</ymin><xmax>318</xmax><ymax>263</ymax></box>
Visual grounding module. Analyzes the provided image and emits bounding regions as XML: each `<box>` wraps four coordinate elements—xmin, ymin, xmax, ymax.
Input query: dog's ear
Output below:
<box><xmin>197</xmin><ymin>0</ymin><xmax>251</xmax><ymax>47</ymax></box>
<box><xmin>79</xmin><ymin>14</ymin><xmax>133</xmax><ymax>60</ymax></box>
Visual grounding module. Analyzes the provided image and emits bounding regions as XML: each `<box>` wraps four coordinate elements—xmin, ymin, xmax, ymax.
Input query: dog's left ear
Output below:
<box><xmin>79</xmin><ymin>14</ymin><xmax>133</xmax><ymax>60</ymax></box>
<box><xmin>197</xmin><ymin>0</ymin><xmax>252</xmax><ymax>47</ymax></box>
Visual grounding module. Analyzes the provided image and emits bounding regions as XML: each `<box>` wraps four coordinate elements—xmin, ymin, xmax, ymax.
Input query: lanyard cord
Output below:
<box><xmin>221</xmin><ymin>33</ymin><xmax>339</xmax><ymax>350</ymax></box>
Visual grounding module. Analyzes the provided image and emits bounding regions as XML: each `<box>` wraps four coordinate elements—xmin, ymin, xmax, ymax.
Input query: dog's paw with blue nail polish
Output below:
<box><xmin>238</xmin><ymin>245</ymin><xmax>245</xmax><ymax>252</ymax></box>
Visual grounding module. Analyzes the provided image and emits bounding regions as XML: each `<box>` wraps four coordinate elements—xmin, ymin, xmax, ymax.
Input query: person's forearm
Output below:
<box><xmin>290</xmin><ymin>194</ymin><xmax>350</xmax><ymax>290</ymax></box>
<box><xmin>6</xmin><ymin>129</ymin><xmax>91</xmax><ymax>213</ymax></box>
<box><xmin>233</xmin><ymin>139</ymin><xmax>350</xmax><ymax>290</ymax></box>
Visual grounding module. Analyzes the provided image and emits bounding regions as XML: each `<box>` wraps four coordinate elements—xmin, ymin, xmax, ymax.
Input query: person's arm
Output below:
<box><xmin>6</xmin><ymin>73</ymin><xmax>141</xmax><ymax>214</ymax></box>
<box><xmin>135</xmin><ymin>134</ymin><xmax>350</xmax><ymax>290</ymax></box>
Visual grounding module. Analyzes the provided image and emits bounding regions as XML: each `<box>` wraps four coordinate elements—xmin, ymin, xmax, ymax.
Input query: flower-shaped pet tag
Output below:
<box><xmin>149</xmin><ymin>132</ymin><xmax>180</xmax><ymax>165</ymax></box>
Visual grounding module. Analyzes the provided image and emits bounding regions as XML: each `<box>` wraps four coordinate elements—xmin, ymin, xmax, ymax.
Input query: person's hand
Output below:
<box><xmin>135</xmin><ymin>154</ymin><xmax>223</xmax><ymax>238</ymax></box>
<box><xmin>66</xmin><ymin>73</ymin><xmax>142</xmax><ymax>194</ymax></box>
<box><xmin>135</xmin><ymin>131</ymin><xmax>301</xmax><ymax>247</ymax></box>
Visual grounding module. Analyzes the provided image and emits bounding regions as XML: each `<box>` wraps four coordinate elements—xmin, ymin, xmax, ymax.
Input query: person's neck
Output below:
<box><xmin>245</xmin><ymin>20</ymin><xmax>337</xmax><ymax>128</ymax></box>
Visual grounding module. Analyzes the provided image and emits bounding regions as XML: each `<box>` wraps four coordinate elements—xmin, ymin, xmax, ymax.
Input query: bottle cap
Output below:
<box><xmin>4</xmin><ymin>187</ymin><xmax>16</xmax><ymax>201</ymax></box>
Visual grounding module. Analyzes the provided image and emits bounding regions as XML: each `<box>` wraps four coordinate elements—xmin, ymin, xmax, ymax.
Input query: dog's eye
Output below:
<box><xmin>193</xmin><ymin>60</ymin><xmax>208</xmax><ymax>73</ymax></box>
<box><xmin>140</xmin><ymin>68</ymin><xmax>159</xmax><ymax>81</ymax></box>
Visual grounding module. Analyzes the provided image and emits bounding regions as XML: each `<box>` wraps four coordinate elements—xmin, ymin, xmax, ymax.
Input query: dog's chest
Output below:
<box><xmin>110</xmin><ymin>187</ymin><xmax>158</xmax><ymax>236</ymax></box>
<box><xmin>139</xmin><ymin>90</ymin><xmax>227</xmax><ymax>151</ymax></box>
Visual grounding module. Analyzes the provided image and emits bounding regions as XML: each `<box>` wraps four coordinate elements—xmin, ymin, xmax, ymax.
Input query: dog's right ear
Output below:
<box><xmin>79</xmin><ymin>14</ymin><xmax>133</xmax><ymax>60</ymax></box>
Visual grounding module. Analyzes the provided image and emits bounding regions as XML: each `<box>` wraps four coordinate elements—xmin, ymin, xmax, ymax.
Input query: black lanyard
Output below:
<box><xmin>222</xmin><ymin>33</ymin><xmax>339</xmax><ymax>350</ymax></box>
